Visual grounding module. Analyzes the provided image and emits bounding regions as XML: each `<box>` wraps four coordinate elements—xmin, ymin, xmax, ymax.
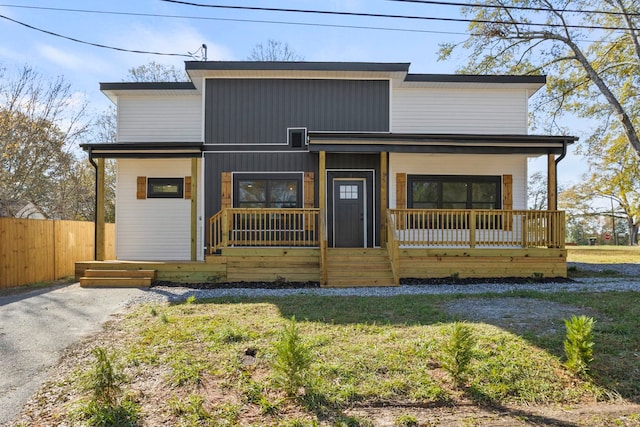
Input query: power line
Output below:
<box><xmin>387</xmin><ymin>0</ymin><xmax>640</xmax><ymax>18</ymax></box>
<box><xmin>160</xmin><ymin>0</ymin><xmax>637</xmax><ymax>31</ymax></box>
<box><xmin>0</xmin><ymin>13</ymin><xmax>192</xmax><ymax>57</ymax></box>
<box><xmin>0</xmin><ymin>4</ymin><xmax>471</xmax><ymax>37</ymax></box>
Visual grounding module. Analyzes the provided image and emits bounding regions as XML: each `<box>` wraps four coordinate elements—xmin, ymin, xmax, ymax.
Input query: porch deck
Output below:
<box><xmin>76</xmin><ymin>208</ymin><xmax>566</xmax><ymax>287</ymax></box>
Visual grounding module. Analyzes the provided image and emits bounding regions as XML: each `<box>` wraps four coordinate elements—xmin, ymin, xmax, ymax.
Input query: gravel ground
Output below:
<box><xmin>135</xmin><ymin>273</ymin><xmax>640</xmax><ymax>305</ymax></box>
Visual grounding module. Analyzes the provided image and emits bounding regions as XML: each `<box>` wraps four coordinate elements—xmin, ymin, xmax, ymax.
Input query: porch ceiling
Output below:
<box><xmin>307</xmin><ymin>132</ymin><xmax>577</xmax><ymax>155</ymax></box>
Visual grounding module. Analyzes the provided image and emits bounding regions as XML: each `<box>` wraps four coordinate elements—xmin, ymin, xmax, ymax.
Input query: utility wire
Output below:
<box><xmin>388</xmin><ymin>0</ymin><xmax>640</xmax><ymax>18</ymax></box>
<box><xmin>160</xmin><ymin>0</ymin><xmax>637</xmax><ymax>31</ymax></box>
<box><xmin>0</xmin><ymin>13</ymin><xmax>193</xmax><ymax>57</ymax></box>
<box><xmin>0</xmin><ymin>4</ymin><xmax>471</xmax><ymax>36</ymax></box>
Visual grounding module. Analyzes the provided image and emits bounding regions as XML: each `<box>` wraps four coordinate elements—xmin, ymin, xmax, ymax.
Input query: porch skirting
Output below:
<box><xmin>75</xmin><ymin>247</ymin><xmax>566</xmax><ymax>287</ymax></box>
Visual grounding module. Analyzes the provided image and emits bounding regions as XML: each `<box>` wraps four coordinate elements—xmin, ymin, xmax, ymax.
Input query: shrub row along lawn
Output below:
<box><xmin>19</xmin><ymin>291</ymin><xmax>640</xmax><ymax>426</ymax></box>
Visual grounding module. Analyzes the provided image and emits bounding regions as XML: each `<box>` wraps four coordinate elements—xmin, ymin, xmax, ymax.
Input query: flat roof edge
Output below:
<box><xmin>99</xmin><ymin>82</ymin><xmax>196</xmax><ymax>91</ymax></box>
<box><xmin>185</xmin><ymin>61</ymin><xmax>411</xmax><ymax>72</ymax></box>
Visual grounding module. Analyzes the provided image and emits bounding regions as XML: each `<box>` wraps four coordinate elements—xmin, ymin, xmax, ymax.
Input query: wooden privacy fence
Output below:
<box><xmin>0</xmin><ymin>218</ymin><xmax>115</xmax><ymax>289</ymax></box>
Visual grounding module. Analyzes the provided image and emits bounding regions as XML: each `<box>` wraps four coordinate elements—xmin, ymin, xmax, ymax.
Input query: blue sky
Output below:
<box><xmin>0</xmin><ymin>0</ymin><xmax>586</xmax><ymax>184</ymax></box>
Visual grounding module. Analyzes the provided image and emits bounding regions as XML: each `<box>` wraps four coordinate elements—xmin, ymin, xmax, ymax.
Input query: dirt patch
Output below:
<box><xmin>443</xmin><ymin>297</ymin><xmax>600</xmax><ymax>335</ymax></box>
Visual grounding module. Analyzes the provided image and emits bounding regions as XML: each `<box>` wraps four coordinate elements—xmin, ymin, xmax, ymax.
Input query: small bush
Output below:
<box><xmin>75</xmin><ymin>347</ymin><xmax>139</xmax><ymax>427</ymax></box>
<box><xmin>84</xmin><ymin>347</ymin><xmax>125</xmax><ymax>405</ymax></box>
<box><xmin>396</xmin><ymin>413</ymin><xmax>419</xmax><ymax>426</ymax></box>
<box><xmin>563</xmin><ymin>315</ymin><xmax>595</xmax><ymax>377</ymax></box>
<box><xmin>441</xmin><ymin>322</ymin><xmax>476</xmax><ymax>385</ymax></box>
<box><xmin>272</xmin><ymin>316</ymin><xmax>313</xmax><ymax>397</ymax></box>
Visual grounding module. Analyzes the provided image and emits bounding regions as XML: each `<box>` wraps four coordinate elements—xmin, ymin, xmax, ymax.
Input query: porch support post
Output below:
<box><xmin>96</xmin><ymin>158</ymin><xmax>106</xmax><ymax>261</ymax></box>
<box><xmin>319</xmin><ymin>151</ymin><xmax>328</xmax><ymax>287</ymax></box>
<box><xmin>380</xmin><ymin>151</ymin><xmax>388</xmax><ymax>248</ymax></box>
<box><xmin>547</xmin><ymin>153</ymin><xmax>557</xmax><ymax>248</ymax></box>
<box><xmin>190</xmin><ymin>158</ymin><xmax>198</xmax><ymax>261</ymax></box>
<box><xmin>547</xmin><ymin>153</ymin><xmax>557</xmax><ymax>211</ymax></box>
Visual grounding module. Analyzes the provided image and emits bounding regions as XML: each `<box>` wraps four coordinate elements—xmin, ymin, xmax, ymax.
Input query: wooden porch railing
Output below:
<box><xmin>388</xmin><ymin>209</ymin><xmax>565</xmax><ymax>249</ymax></box>
<box><xmin>209</xmin><ymin>208</ymin><xmax>320</xmax><ymax>254</ymax></box>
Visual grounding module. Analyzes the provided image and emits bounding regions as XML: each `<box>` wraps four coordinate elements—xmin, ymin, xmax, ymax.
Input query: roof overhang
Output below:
<box><xmin>81</xmin><ymin>142</ymin><xmax>203</xmax><ymax>159</ymax></box>
<box><xmin>99</xmin><ymin>82</ymin><xmax>198</xmax><ymax>104</ymax></box>
<box><xmin>307</xmin><ymin>132</ymin><xmax>577</xmax><ymax>155</ymax></box>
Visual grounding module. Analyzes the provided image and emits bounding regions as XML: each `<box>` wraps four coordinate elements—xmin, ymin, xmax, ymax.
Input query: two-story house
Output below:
<box><xmin>78</xmin><ymin>61</ymin><xmax>575</xmax><ymax>287</ymax></box>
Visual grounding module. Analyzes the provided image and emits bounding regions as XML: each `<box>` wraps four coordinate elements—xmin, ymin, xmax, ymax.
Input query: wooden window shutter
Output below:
<box><xmin>396</xmin><ymin>173</ymin><xmax>407</xmax><ymax>209</ymax></box>
<box><xmin>502</xmin><ymin>174</ymin><xmax>513</xmax><ymax>231</ymax></box>
<box><xmin>304</xmin><ymin>172</ymin><xmax>314</xmax><ymax>208</ymax></box>
<box><xmin>221</xmin><ymin>172</ymin><xmax>232</xmax><ymax>209</ymax></box>
<box><xmin>136</xmin><ymin>176</ymin><xmax>146</xmax><ymax>200</ymax></box>
<box><xmin>184</xmin><ymin>176</ymin><xmax>192</xmax><ymax>199</ymax></box>
<box><xmin>502</xmin><ymin>175</ymin><xmax>513</xmax><ymax>209</ymax></box>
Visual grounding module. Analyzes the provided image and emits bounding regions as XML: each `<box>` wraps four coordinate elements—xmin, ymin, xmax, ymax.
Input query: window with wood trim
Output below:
<box><xmin>233</xmin><ymin>174</ymin><xmax>302</xmax><ymax>208</ymax></box>
<box><xmin>147</xmin><ymin>177</ymin><xmax>184</xmax><ymax>199</ymax></box>
<box><xmin>408</xmin><ymin>175</ymin><xmax>501</xmax><ymax>209</ymax></box>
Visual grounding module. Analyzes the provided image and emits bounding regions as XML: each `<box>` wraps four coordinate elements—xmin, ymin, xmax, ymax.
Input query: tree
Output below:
<box><xmin>125</xmin><ymin>61</ymin><xmax>187</xmax><ymax>82</ymax></box>
<box><xmin>580</xmin><ymin>133</ymin><xmax>640</xmax><ymax>244</ymax></box>
<box><xmin>247</xmin><ymin>40</ymin><xmax>304</xmax><ymax>61</ymax></box>
<box><xmin>439</xmin><ymin>0</ymin><xmax>640</xmax><ymax>157</ymax></box>
<box><xmin>0</xmin><ymin>64</ymin><xmax>90</xmax><ymax>219</ymax></box>
<box><xmin>528</xmin><ymin>171</ymin><xmax>548</xmax><ymax>210</ymax></box>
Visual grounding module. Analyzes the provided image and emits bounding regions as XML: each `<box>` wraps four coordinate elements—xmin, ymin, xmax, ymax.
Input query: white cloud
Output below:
<box><xmin>36</xmin><ymin>44</ymin><xmax>111</xmax><ymax>74</ymax></box>
<box><xmin>109</xmin><ymin>22</ymin><xmax>234</xmax><ymax>72</ymax></box>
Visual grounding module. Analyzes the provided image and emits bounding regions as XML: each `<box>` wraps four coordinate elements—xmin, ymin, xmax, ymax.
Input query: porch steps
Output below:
<box><xmin>79</xmin><ymin>269</ymin><xmax>156</xmax><ymax>288</ymax></box>
<box><xmin>325</xmin><ymin>248</ymin><xmax>396</xmax><ymax>287</ymax></box>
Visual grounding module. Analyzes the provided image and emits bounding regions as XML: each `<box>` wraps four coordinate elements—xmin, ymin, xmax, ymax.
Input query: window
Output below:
<box><xmin>288</xmin><ymin>128</ymin><xmax>307</xmax><ymax>148</ymax></box>
<box><xmin>235</xmin><ymin>174</ymin><xmax>301</xmax><ymax>208</ymax></box>
<box><xmin>408</xmin><ymin>175</ymin><xmax>501</xmax><ymax>209</ymax></box>
<box><xmin>147</xmin><ymin>178</ymin><xmax>184</xmax><ymax>198</ymax></box>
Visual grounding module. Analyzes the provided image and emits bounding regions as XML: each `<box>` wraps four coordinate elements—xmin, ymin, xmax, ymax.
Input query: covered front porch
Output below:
<box><xmin>205</xmin><ymin>207</ymin><xmax>566</xmax><ymax>286</ymax></box>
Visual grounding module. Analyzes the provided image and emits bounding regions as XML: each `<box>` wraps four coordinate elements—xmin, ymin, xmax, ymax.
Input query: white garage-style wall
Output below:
<box><xmin>116</xmin><ymin>158</ymin><xmax>203</xmax><ymax>261</ymax></box>
<box><xmin>117</xmin><ymin>95</ymin><xmax>202</xmax><ymax>142</ymax></box>
<box><xmin>391</xmin><ymin>87</ymin><xmax>529</xmax><ymax>135</ymax></box>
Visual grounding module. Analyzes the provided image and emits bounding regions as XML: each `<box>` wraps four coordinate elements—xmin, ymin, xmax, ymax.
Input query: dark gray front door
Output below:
<box><xmin>333</xmin><ymin>180</ymin><xmax>365</xmax><ymax>247</ymax></box>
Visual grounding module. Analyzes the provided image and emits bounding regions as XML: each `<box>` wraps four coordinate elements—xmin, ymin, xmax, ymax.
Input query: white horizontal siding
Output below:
<box><xmin>116</xmin><ymin>159</ymin><xmax>198</xmax><ymax>261</ymax></box>
<box><xmin>388</xmin><ymin>153</ymin><xmax>528</xmax><ymax>209</ymax></box>
<box><xmin>117</xmin><ymin>95</ymin><xmax>202</xmax><ymax>142</ymax></box>
<box><xmin>391</xmin><ymin>88</ymin><xmax>528</xmax><ymax>134</ymax></box>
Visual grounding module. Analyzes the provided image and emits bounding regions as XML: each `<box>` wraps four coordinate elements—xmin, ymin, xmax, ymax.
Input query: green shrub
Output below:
<box><xmin>563</xmin><ymin>315</ymin><xmax>595</xmax><ymax>377</ymax></box>
<box><xmin>441</xmin><ymin>322</ymin><xmax>476</xmax><ymax>385</ymax></box>
<box><xmin>85</xmin><ymin>347</ymin><xmax>125</xmax><ymax>405</ymax></box>
<box><xmin>75</xmin><ymin>347</ymin><xmax>139</xmax><ymax>427</ymax></box>
<box><xmin>272</xmin><ymin>316</ymin><xmax>313</xmax><ymax>396</ymax></box>
<box><xmin>396</xmin><ymin>413</ymin><xmax>419</xmax><ymax>426</ymax></box>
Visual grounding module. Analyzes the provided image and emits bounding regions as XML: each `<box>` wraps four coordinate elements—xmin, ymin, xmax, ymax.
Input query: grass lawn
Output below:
<box><xmin>567</xmin><ymin>245</ymin><xmax>640</xmax><ymax>264</ymax></box>
<box><xmin>16</xmin><ymin>291</ymin><xmax>640</xmax><ymax>426</ymax></box>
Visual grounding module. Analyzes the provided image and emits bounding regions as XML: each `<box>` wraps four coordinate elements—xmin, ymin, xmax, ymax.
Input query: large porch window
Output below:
<box><xmin>408</xmin><ymin>175</ymin><xmax>501</xmax><ymax>209</ymax></box>
<box><xmin>234</xmin><ymin>174</ymin><xmax>301</xmax><ymax>208</ymax></box>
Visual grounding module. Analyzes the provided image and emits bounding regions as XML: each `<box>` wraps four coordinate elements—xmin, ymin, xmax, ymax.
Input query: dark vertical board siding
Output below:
<box><xmin>205</xmin><ymin>79</ymin><xmax>389</xmax><ymax>144</ymax></box>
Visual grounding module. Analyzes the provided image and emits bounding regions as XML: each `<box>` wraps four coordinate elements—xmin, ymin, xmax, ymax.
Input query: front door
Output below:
<box><xmin>333</xmin><ymin>179</ymin><xmax>365</xmax><ymax>247</ymax></box>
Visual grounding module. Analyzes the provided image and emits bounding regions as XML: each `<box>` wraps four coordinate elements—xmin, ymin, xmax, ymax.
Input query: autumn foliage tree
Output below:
<box><xmin>0</xmin><ymin>64</ymin><xmax>91</xmax><ymax>219</ymax></box>
<box><xmin>439</xmin><ymin>0</ymin><xmax>640</xmax><ymax>156</ymax></box>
